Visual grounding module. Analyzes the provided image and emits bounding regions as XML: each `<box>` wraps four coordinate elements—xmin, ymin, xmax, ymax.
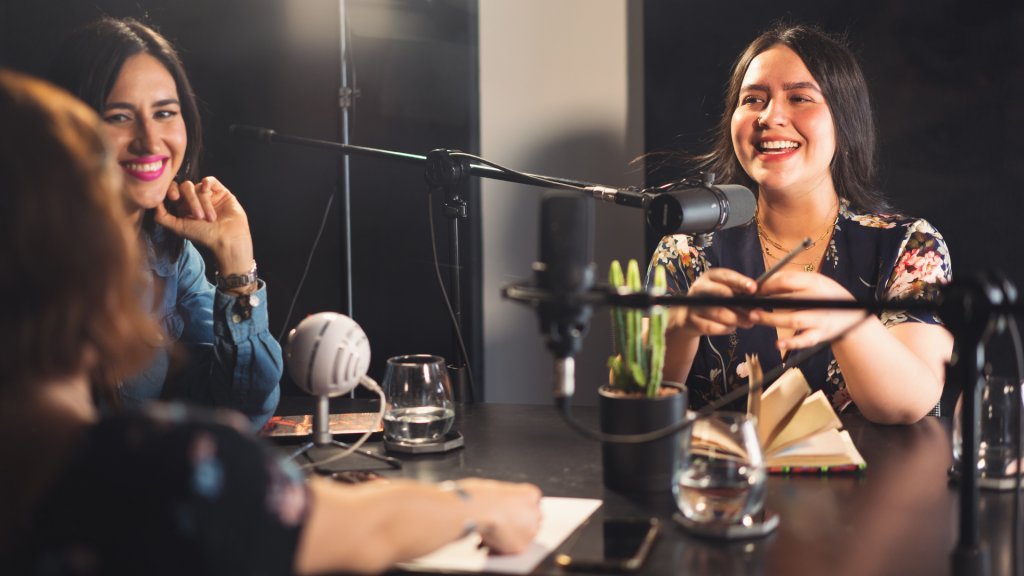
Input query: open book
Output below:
<box><xmin>693</xmin><ymin>355</ymin><xmax>865</xmax><ymax>473</ymax></box>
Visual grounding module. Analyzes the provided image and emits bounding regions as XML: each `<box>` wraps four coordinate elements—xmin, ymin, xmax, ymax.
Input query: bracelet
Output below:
<box><xmin>216</xmin><ymin>260</ymin><xmax>257</xmax><ymax>290</ymax></box>
<box><xmin>440</xmin><ymin>481</ymin><xmax>477</xmax><ymax>538</ymax></box>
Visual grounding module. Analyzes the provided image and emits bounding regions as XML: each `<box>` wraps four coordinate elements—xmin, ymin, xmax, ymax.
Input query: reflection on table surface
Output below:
<box><xmin>271</xmin><ymin>399</ymin><xmax>1014</xmax><ymax>576</ymax></box>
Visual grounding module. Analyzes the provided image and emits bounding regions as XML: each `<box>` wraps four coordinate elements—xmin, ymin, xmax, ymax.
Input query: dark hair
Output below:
<box><xmin>0</xmin><ymin>68</ymin><xmax>156</xmax><ymax>390</ymax></box>
<box><xmin>47</xmin><ymin>17</ymin><xmax>204</xmax><ymax>260</ymax></box>
<box><xmin>683</xmin><ymin>22</ymin><xmax>890</xmax><ymax>213</ymax></box>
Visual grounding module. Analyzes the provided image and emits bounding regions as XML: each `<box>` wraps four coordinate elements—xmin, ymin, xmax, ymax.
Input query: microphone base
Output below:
<box><xmin>288</xmin><ymin>440</ymin><xmax>403</xmax><ymax>469</ymax></box>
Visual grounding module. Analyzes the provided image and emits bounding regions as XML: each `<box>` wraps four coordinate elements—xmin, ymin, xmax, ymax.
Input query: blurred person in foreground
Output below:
<box><xmin>0</xmin><ymin>68</ymin><xmax>541</xmax><ymax>575</ymax></box>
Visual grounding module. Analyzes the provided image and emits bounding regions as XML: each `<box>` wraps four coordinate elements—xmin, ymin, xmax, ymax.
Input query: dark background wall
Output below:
<box><xmin>0</xmin><ymin>0</ymin><xmax>482</xmax><ymax>396</ymax></box>
<box><xmin>644</xmin><ymin>0</ymin><xmax>1024</xmax><ymax>375</ymax></box>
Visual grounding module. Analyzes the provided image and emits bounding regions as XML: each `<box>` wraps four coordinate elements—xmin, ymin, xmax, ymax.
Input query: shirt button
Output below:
<box><xmin>232</xmin><ymin>314</ymin><xmax>242</xmax><ymax>323</ymax></box>
<box><xmin>249</xmin><ymin>294</ymin><xmax>260</xmax><ymax>307</ymax></box>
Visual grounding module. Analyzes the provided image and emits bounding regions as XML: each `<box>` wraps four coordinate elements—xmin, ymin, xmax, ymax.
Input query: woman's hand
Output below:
<box><xmin>154</xmin><ymin>176</ymin><xmax>255</xmax><ymax>277</ymax></box>
<box><xmin>754</xmin><ymin>271</ymin><xmax>866</xmax><ymax>351</ymax></box>
<box><xmin>669</xmin><ymin>268</ymin><xmax>760</xmax><ymax>338</ymax></box>
<box><xmin>460</xmin><ymin>479</ymin><xmax>543</xmax><ymax>555</ymax></box>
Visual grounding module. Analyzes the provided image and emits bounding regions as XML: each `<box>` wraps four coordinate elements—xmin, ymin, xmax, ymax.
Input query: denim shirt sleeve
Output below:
<box><xmin>165</xmin><ymin>241</ymin><xmax>283</xmax><ymax>430</ymax></box>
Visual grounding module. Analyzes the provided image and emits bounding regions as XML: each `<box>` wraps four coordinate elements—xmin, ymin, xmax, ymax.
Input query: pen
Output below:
<box><xmin>754</xmin><ymin>238</ymin><xmax>813</xmax><ymax>287</ymax></box>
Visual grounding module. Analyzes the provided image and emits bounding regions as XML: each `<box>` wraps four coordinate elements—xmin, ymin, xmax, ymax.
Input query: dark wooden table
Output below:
<box><xmin>270</xmin><ymin>399</ymin><xmax>1017</xmax><ymax>576</ymax></box>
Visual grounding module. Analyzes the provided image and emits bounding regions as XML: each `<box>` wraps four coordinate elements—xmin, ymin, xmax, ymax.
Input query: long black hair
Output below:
<box><xmin>666</xmin><ymin>22</ymin><xmax>891</xmax><ymax>214</ymax></box>
<box><xmin>48</xmin><ymin>17</ymin><xmax>203</xmax><ymax>261</ymax></box>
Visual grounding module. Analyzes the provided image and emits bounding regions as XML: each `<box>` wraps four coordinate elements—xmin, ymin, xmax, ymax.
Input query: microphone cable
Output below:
<box><xmin>448</xmin><ymin>152</ymin><xmax>589</xmax><ymax>192</ymax></box>
<box><xmin>297</xmin><ymin>375</ymin><xmax>387</xmax><ymax>470</ymax></box>
<box><xmin>1006</xmin><ymin>311</ymin><xmax>1024</xmax><ymax>576</ymax></box>
<box><xmin>427</xmin><ymin>191</ymin><xmax>476</xmax><ymax>402</ymax></box>
<box><xmin>277</xmin><ymin>187</ymin><xmax>336</xmax><ymax>342</ymax></box>
<box><xmin>556</xmin><ymin>312</ymin><xmax>875</xmax><ymax>444</ymax></box>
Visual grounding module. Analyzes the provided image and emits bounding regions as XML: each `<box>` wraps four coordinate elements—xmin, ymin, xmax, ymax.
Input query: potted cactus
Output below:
<box><xmin>600</xmin><ymin>260</ymin><xmax>687</xmax><ymax>493</ymax></box>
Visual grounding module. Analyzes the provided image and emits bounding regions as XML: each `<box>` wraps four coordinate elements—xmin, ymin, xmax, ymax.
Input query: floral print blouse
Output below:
<box><xmin>645</xmin><ymin>199</ymin><xmax>951</xmax><ymax>414</ymax></box>
<box><xmin>8</xmin><ymin>403</ymin><xmax>308</xmax><ymax>575</ymax></box>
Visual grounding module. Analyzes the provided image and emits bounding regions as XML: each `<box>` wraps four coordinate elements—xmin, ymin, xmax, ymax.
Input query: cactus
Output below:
<box><xmin>607</xmin><ymin>260</ymin><xmax>669</xmax><ymax>397</ymax></box>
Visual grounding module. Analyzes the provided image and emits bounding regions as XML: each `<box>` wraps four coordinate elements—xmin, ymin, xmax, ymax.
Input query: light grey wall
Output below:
<box><xmin>479</xmin><ymin>0</ymin><xmax>645</xmax><ymax>405</ymax></box>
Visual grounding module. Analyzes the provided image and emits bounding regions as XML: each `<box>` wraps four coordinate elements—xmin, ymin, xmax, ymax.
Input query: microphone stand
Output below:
<box><xmin>230</xmin><ymin>125</ymin><xmax>633</xmax><ymax>403</ymax></box>
<box><xmin>504</xmin><ymin>274</ymin><xmax>1024</xmax><ymax>576</ymax></box>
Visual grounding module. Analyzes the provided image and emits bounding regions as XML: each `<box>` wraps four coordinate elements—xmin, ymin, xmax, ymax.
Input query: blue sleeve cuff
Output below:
<box><xmin>213</xmin><ymin>280</ymin><xmax>271</xmax><ymax>342</ymax></box>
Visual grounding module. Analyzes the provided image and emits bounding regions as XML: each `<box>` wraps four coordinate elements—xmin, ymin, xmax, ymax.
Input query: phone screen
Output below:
<box><xmin>557</xmin><ymin>518</ymin><xmax>659</xmax><ymax>572</ymax></box>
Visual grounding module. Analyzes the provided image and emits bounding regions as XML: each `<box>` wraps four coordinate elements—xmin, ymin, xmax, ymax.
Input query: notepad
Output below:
<box><xmin>397</xmin><ymin>497</ymin><xmax>603</xmax><ymax>574</ymax></box>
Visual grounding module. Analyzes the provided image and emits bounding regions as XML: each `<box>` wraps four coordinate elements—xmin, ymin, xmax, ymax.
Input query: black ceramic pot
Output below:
<box><xmin>599</xmin><ymin>382</ymin><xmax>688</xmax><ymax>493</ymax></box>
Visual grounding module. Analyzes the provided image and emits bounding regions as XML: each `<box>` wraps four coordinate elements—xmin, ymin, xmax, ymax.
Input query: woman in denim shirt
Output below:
<box><xmin>48</xmin><ymin>18</ymin><xmax>282</xmax><ymax>429</ymax></box>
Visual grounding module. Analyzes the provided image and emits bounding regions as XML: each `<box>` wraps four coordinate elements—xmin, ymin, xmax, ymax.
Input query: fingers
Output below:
<box><xmin>153</xmin><ymin>200</ymin><xmax>184</xmax><ymax>235</ymax></box>
<box><xmin>195</xmin><ymin>178</ymin><xmax>218</xmax><ymax>222</ymax></box>
<box><xmin>702</xmin><ymin>268</ymin><xmax>757</xmax><ymax>295</ymax></box>
<box><xmin>167</xmin><ymin>180</ymin><xmax>180</xmax><ymax>201</ymax></box>
<box><xmin>776</xmin><ymin>329</ymin><xmax>825</xmax><ymax>352</ymax></box>
<box><xmin>177</xmin><ymin>180</ymin><xmax>205</xmax><ymax>221</ymax></box>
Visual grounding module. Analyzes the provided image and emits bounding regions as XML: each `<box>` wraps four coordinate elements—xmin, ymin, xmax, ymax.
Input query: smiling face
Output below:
<box><xmin>101</xmin><ymin>53</ymin><xmax>186</xmax><ymax>214</ymax></box>
<box><xmin>731</xmin><ymin>45</ymin><xmax>836</xmax><ymax>198</ymax></box>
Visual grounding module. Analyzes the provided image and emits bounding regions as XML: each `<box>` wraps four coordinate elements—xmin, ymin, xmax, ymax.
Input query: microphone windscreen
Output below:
<box><xmin>718</xmin><ymin>184</ymin><xmax>757</xmax><ymax>231</ymax></box>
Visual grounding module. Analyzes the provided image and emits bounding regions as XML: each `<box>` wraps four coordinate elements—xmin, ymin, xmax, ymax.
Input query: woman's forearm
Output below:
<box><xmin>831</xmin><ymin>319</ymin><xmax>952</xmax><ymax>424</ymax></box>
<box><xmin>662</xmin><ymin>321</ymin><xmax>702</xmax><ymax>385</ymax></box>
<box><xmin>295</xmin><ymin>478</ymin><xmax>475</xmax><ymax>575</ymax></box>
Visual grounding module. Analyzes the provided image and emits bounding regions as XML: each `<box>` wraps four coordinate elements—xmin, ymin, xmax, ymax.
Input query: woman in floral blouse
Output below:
<box><xmin>648</xmin><ymin>23</ymin><xmax>952</xmax><ymax>424</ymax></box>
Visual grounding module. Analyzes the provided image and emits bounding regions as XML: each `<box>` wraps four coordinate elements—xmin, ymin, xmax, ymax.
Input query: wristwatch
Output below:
<box><xmin>216</xmin><ymin>261</ymin><xmax>257</xmax><ymax>290</ymax></box>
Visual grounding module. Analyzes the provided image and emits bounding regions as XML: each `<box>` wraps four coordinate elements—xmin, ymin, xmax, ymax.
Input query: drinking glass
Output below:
<box><xmin>953</xmin><ymin>375</ymin><xmax>1024</xmax><ymax>478</ymax></box>
<box><xmin>381</xmin><ymin>355</ymin><xmax>455</xmax><ymax>444</ymax></box>
<box><xmin>675</xmin><ymin>412</ymin><xmax>767</xmax><ymax>525</ymax></box>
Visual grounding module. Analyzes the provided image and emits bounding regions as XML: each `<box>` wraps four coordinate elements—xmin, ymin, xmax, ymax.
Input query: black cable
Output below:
<box><xmin>1006</xmin><ymin>313</ymin><xmax>1024</xmax><ymax>576</ymax></box>
<box><xmin>277</xmin><ymin>189</ymin><xmax>336</xmax><ymax>342</ymax></box>
<box><xmin>556</xmin><ymin>312</ymin><xmax>875</xmax><ymax>444</ymax></box>
<box><xmin>557</xmin><ymin>340</ymin><xmax>829</xmax><ymax>443</ymax></box>
<box><xmin>448</xmin><ymin>152</ymin><xmax>588</xmax><ymax>191</ymax></box>
<box><xmin>426</xmin><ymin>191</ymin><xmax>477</xmax><ymax>402</ymax></box>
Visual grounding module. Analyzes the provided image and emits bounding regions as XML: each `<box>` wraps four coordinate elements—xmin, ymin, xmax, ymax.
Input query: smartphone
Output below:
<box><xmin>555</xmin><ymin>518</ymin><xmax>659</xmax><ymax>573</ymax></box>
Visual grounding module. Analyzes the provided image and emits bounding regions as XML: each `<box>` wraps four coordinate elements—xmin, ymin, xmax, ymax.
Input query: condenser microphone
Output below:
<box><xmin>536</xmin><ymin>191</ymin><xmax>595</xmax><ymax>398</ymax></box>
<box><xmin>645</xmin><ymin>179</ymin><xmax>757</xmax><ymax>236</ymax></box>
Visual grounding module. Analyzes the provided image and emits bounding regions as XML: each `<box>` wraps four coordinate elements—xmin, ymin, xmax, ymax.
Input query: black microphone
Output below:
<box><xmin>536</xmin><ymin>191</ymin><xmax>595</xmax><ymax>398</ymax></box>
<box><xmin>644</xmin><ymin>176</ymin><xmax>757</xmax><ymax>236</ymax></box>
<box><xmin>586</xmin><ymin>174</ymin><xmax>756</xmax><ymax>236</ymax></box>
<box><xmin>229</xmin><ymin>124</ymin><xmax>277</xmax><ymax>144</ymax></box>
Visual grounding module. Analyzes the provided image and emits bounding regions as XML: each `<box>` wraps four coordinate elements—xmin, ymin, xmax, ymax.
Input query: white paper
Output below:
<box><xmin>397</xmin><ymin>497</ymin><xmax>603</xmax><ymax>574</ymax></box>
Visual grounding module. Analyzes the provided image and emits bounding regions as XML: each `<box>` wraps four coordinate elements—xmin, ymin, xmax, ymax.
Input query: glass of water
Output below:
<box><xmin>953</xmin><ymin>375</ymin><xmax>1024</xmax><ymax>477</ymax></box>
<box><xmin>675</xmin><ymin>412</ymin><xmax>767</xmax><ymax>525</ymax></box>
<box><xmin>381</xmin><ymin>355</ymin><xmax>455</xmax><ymax>444</ymax></box>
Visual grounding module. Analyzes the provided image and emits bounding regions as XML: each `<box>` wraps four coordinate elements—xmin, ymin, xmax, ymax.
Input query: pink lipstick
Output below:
<box><xmin>120</xmin><ymin>156</ymin><xmax>168</xmax><ymax>182</ymax></box>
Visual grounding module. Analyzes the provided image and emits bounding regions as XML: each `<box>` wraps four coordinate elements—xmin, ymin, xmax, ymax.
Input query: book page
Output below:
<box><xmin>765</xmin><ymin>390</ymin><xmax>842</xmax><ymax>456</ymax></box>
<box><xmin>766</xmin><ymin>429</ymin><xmax>866</xmax><ymax>468</ymax></box>
<box><xmin>691</xmin><ymin>417</ymin><xmax>749</xmax><ymax>460</ymax></box>
<box><xmin>746</xmin><ymin>354</ymin><xmax>762</xmax><ymax>421</ymax></box>
<box><xmin>758</xmin><ymin>368</ymin><xmax>811</xmax><ymax>448</ymax></box>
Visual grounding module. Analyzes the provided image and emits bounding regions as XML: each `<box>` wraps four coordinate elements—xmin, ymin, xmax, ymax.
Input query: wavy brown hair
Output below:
<box><xmin>0</xmin><ymin>69</ymin><xmax>157</xmax><ymax>391</ymax></box>
<box><xmin>663</xmin><ymin>22</ymin><xmax>891</xmax><ymax>213</ymax></box>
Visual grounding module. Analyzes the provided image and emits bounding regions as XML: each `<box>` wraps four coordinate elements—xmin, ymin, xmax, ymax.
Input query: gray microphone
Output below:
<box><xmin>645</xmin><ymin>177</ymin><xmax>757</xmax><ymax>236</ymax></box>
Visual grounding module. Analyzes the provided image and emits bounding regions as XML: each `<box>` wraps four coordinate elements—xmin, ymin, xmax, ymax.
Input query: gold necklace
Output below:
<box><xmin>754</xmin><ymin>205</ymin><xmax>838</xmax><ymax>273</ymax></box>
<box><xmin>756</xmin><ymin>216</ymin><xmax>834</xmax><ymax>254</ymax></box>
<box><xmin>761</xmin><ymin>233</ymin><xmax>832</xmax><ymax>272</ymax></box>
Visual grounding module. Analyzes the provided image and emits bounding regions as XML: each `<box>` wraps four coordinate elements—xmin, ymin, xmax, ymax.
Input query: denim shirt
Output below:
<box><xmin>119</xmin><ymin>226</ymin><xmax>283</xmax><ymax>430</ymax></box>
